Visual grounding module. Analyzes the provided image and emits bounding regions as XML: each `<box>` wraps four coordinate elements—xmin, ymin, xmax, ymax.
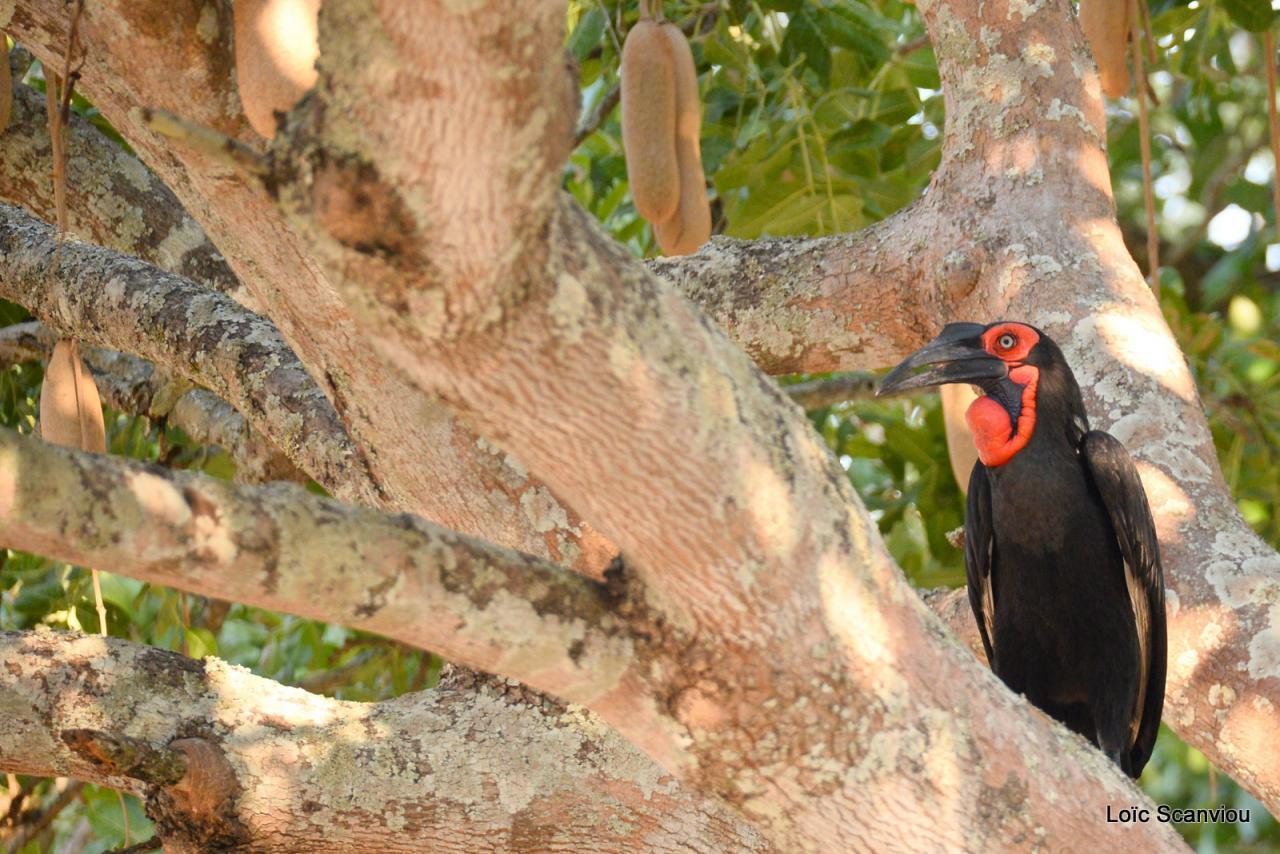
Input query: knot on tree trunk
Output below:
<box><xmin>939</xmin><ymin>241</ymin><xmax>990</xmax><ymax>304</ymax></box>
<box><xmin>62</xmin><ymin>729</ymin><xmax>246</xmax><ymax>852</ymax></box>
<box><xmin>148</xmin><ymin>738</ymin><xmax>247</xmax><ymax>853</ymax></box>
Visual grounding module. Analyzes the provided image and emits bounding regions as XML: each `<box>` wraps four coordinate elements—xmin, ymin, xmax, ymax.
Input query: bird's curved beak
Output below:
<box><xmin>876</xmin><ymin>323</ymin><xmax>1007</xmax><ymax>396</ymax></box>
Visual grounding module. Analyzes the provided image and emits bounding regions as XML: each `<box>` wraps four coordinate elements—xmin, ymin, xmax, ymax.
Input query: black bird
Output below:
<box><xmin>878</xmin><ymin>321</ymin><xmax>1166</xmax><ymax>778</ymax></box>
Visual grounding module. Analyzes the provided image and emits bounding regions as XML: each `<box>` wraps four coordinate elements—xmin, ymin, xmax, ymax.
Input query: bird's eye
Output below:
<box><xmin>998</xmin><ymin>333</ymin><xmax>1016</xmax><ymax>350</ymax></box>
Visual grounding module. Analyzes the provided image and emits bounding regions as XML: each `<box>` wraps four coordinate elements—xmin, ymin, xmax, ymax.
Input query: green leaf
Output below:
<box><xmin>781</xmin><ymin>9</ymin><xmax>831</xmax><ymax>84</ymax></box>
<box><xmin>824</xmin><ymin>10</ymin><xmax>890</xmax><ymax>66</ymax></box>
<box><xmin>1201</xmin><ymin>235</ymin><xmax>1262</xmax><ymax>309</ymax></box>
<box><xmin>836</xmin><ymin>1</ymin><xmax>903</xmax><ymax>39</ymax></box>
<box><xmin>0</xmin><ymin>299</ymin><xmax>29</xmax><ymax>326</ymax></box>
<box><xmin>1219</xmin><ymin>0</ymin><xmax>1275</xmax><ymax>32</ymax></box>
<box><xmin>568</xmin><ymin>7</ymin><xmax>606</xmax><ymax>62</ymax></box>
<box><xmin>83</xmin><ymin>786</ymin><xmax>153</xmax><ymax>849</ymax></box>
<box><xmin>185</xmin><ymin>627</ymin><xmax>218</xmax><ymax>659</ymax></box>
<box><xmin>900</xmin><ymin>46</ymin><xmax>940</xmax><ymax>90</ymax></box>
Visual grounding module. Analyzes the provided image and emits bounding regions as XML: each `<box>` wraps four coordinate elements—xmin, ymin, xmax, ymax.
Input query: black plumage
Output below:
<box><xmin>879</xmin><ymin>321</ymin><xmax>1166</xmax><ymax>777</ymax></box>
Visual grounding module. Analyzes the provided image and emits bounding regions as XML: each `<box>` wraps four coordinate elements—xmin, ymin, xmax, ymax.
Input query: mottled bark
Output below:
<box><xmin>0</xmin><ymin>320</ymin><xmax>300</xmax><ymax>483</ymax></box>
<box><xmin>0</xmin><ymin>631</ymin><xmax>772</xmax><ymax>853</ymax></box>
<box><xmin>86</xmin><ymin>350</ymin><xmax>305</xmax><ymax>484</ymax></box>
<box><xmin>261</xmin><ymin>0</ymin><xmax>1183</xmax><ymax>849</ymax></box>
<box><xmin>0</xmin><ymin>205</ymin><xmax>372</xmax><ymax>501</ymax></box>
<box><xmin>0</xmin><ymin>428</ymin><xmax>634</xmax><ymax>703</ymax></box>
<box><xmin>0</xmin><ymin>319</ymin><xmax>42</xmax><ymax>364</ymax></box>
<box><xmin>0</xmin><ymin>417</ymin><xmax>1184</xmax><ymax>851</ymax></box>
<box><xmin>2</xmin><ymin>0</ymin><xmax>617</xmax><ymax>576</ymax></box>
<box><xmin>0</xmin><ymin>49</ymin><xmax>247</xmax><ymax>304</ymax></box>
<box><xmin>647</xmin><ymin>219</ymin><xmax>947</xmax><ymax>374</ymax></box>
<box><xmin>644</xmin><ymin>0</ymin><xmax>1280</xmax><ymax>814</ymax></box>
<box><xmin>0</xmin><ymin>0</ymin><xmax>1269</xmax><ymax>850</ymax></box>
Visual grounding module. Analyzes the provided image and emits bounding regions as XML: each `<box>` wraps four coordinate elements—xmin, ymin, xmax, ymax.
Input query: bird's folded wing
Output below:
<box><xmin>1081</xmin><ymin>430</ymin><xmax>1167</xmax><ymax>769</ymax></box>
<box><xmin>964</xmin><ymin>461</ymin><xmax>997</xmax><ymax>668</ymax></box>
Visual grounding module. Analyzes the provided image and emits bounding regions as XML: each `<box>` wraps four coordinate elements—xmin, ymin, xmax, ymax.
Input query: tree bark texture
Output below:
<box><xmin>0</xmin><ymin>630</ymin><xmax>772</xmax><ymax>853</ymax></box>
<box><xmin>0</xmin><ymin>0</ymin><xmax>1269</xmax><ymax>850</ymax></box>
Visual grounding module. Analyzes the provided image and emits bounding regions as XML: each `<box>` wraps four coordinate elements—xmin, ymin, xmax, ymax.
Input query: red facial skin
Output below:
<box><xmin>965</xmin><ymin>323</ymin><xmax>1041</xmax><ymax>467</ymax></box>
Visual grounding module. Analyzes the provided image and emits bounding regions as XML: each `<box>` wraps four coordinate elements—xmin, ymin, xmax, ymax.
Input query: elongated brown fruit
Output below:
<box><xmin>40</xmin><ymin>339</ymin><xmax>106</xmax><ymax>453</ymax></box>
<box><xmin>622</xmin><ymin>20</ymin><xmax>680</xmax><ymax>224</ymax></box>
<box><xmin>234</xmin><ymin>0</ymin><xmax>321</xmax><ymax>138</ymax></box>
<box><xmin>940</xmin><ymin>383</ymin><xmax>979</xmax><ymax>495</ymax></box>
<box><xmin>1079</xmin><ymin>0</ymin><xmax>1130</xmax><ymax>98</ymax></box>
<box><xmin>653</xmin><ymin>21</ymin><xmax>710</xmax><ymax>256</ymax></box>
<box><xmin>0</xmin><ymin>36</ymin><xmax>10</xmax><ymax>133</ymax></box>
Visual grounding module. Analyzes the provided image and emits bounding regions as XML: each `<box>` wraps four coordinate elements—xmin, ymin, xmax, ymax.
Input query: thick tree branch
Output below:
<box><xmin>651</xmin><ymin>0</ymin><xmax>1280</xmax><ymax>816</ymax></box>
<box><xmin>0</xmin><ymin>9</ymin><xmax>650</xmax><ymax>842</ymax></box>
<box><xmin>259</xmin><ymin>2</ymin><xmax>1189</xmax><ymax>849</ymax></box>
<box><xmin>294</xmin><ymin>0</ymin><xmax>576</xmax><ymax>328</ymax></box>
<box><xmin>0</xmin><ymin>52</ymin><xmax>248</xmax><ymax>305</ymax></box>
<box><xmin>2</xmin><ymin>0</ymin><xmax>1272</xmax><ymax>848</ymax></box>
<box><xmin>5</xmin><ymin>0</ymin><xmax>621</xmax><ymax>579</ymax></box>
<box><xmin>647</xmin><ymin>215</ymin><xmax>954</xmax><ymax>374</ymax></box>
<box><xmin>0</xmin><ymin>630</ymin><xmax>772</xmax><ymax>853</ymax></box>
<box><xmin>0</xmin><ymin>321</ymin><xmax>301</xmax><ymax>483</ymax></box>
<box><xmin>0</xmin><ymin>428</ymin><xmax>634</xmax><ymax>703</ymax></box>
<box><xmin>0</xmin><ymin>205</ymin><xmax>374</xmax><ymax>502</ymax></box>
<box><xmin>337</xmin><ymin>185</ymin><xmax>1187</xmax><ymax>848</ymax></box>
<box><xmin>85</xmin><ymin>349</ymin><xmax>304</xmax><ymax>484</ymax></box>
<box><xmin>0</xmin><ymin>320</ymin><xmax>42</xmax><ymax>365</ymax></box>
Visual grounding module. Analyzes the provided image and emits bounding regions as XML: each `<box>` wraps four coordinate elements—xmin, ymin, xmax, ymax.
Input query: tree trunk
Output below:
<box><xmin>0</xmin><ymin>0</ymin><xmax>1272</xmax><ymax>850</ymax></box>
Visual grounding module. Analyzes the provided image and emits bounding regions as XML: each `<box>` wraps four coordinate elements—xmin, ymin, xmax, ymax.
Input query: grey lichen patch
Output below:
<box><xmin>648</xmin><ymin>233</ymin><xmax>877</xmax><ymax>373</ymax></box>
<box><xmin>183</xmin><ymin>485</ymin><xmax>243</xmax><ymax>567</ymax></box>
<box><xmin>993</xmin><ymin>244</ymin><xmax>1065</xmax><ymax>301</ymax></box>
<box><xmin>929</xmin><ymin>2</ymin><xmax>980</xmax><ymax>71</ymax></box>
<box><xmin>114</xmin><ymin>151</ymin><xmax>158</xmax><ymax>196</ymax></box>
<box><xmin>154</xmin><ymin>218</ymin><xmax>214</xmax><ymax>274</ymax></box>
<box><xmin>1022</xmin><ymin>42</ymin><xmax>1056</xmax><ymax>78</ymax></box>
<box><xmin>1007</xmin><ymin>0</ymin><xmax>1049</xmax><ymax>21</ymax></box>
<box><xmin>105</xmin><ymin>646</ymin><xmax>209</xmax><ymax>722</ymax></box>
<box><xmin>943</xmin><ymin>49</ymin><xmax>1029</xmax><ymax>152</ymax></box>
<box><xmin>546</xmin><ymin>270</ymin><xmax>590</xmax><ymax>345</ymax></box>
<box><xmin>1045</xmin><ymin>98</ymin><xmax>1101</xmax><ymax>141</ymax></box>
<box><xmin>482</xmin><ymin>584</ymin><xmax>631</xmax><ymax>699</ymax></box>
<box><xmin>1207</xmin><ymin>682</ymin><xmax>1238</xmax><ymax>715</ymax></box>
<box><xmin>1062</xmin><ymin>309</ymin><xmax>1220</xmax><ymax>493</ymax></box>
<box><xmin>1202</xmin><ymin>533</ymin><xmax>1280</xmax><ymax>638</ymax></box>
<box><xmin>195</xmin><ymin>3</ymin><xmax>220</xmax><ymax>44</ymax></box>
<box><xmin>521</xmin><ymin>485</ymin><xmax>569</xmax><ymax>534</ymax></box>
<box><xmin>351</xmin><ymin>564</ymin><xmax>405</xmax><ymax>619</ymax></box>
<box><xmin>346</xmin><ymin>685</ymin><xmax>620</xmax><ymax>827</ymax></box>
<box><xmin>974</xmin><ymin>773</ymin><xmax>1033</xmax><ymax>842</ymax></box>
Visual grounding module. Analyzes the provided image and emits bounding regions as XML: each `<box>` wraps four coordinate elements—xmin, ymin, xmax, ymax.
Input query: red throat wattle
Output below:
<box><xmin>965</xmin><ymin>324</ymin><xmax>1041</xmax><ymax>466</ymax></box>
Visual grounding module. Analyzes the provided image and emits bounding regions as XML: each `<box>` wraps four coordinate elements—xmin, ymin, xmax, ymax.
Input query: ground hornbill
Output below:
<box><xmin>878</xmin><ymin>321</ymin><xmax>1166</xmax><ymax>778</ymax></box>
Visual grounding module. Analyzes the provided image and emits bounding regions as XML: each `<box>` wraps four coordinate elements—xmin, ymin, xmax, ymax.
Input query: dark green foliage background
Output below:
<box><xmin>3</xmin><ymin>0</ymin><xmax>1280</xmax><ymax>848</ymax></box>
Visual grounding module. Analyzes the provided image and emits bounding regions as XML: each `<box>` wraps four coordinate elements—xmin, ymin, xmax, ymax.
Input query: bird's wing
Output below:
<box><xmin>1082</xmin><ymin>431</ymin><xmax>1167</xmax><ymax>775</ymax></box>
<box><xmin>964</xmin><ymin>461</ymin><xmax>997</xmax><ymax>668</ymax></box>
